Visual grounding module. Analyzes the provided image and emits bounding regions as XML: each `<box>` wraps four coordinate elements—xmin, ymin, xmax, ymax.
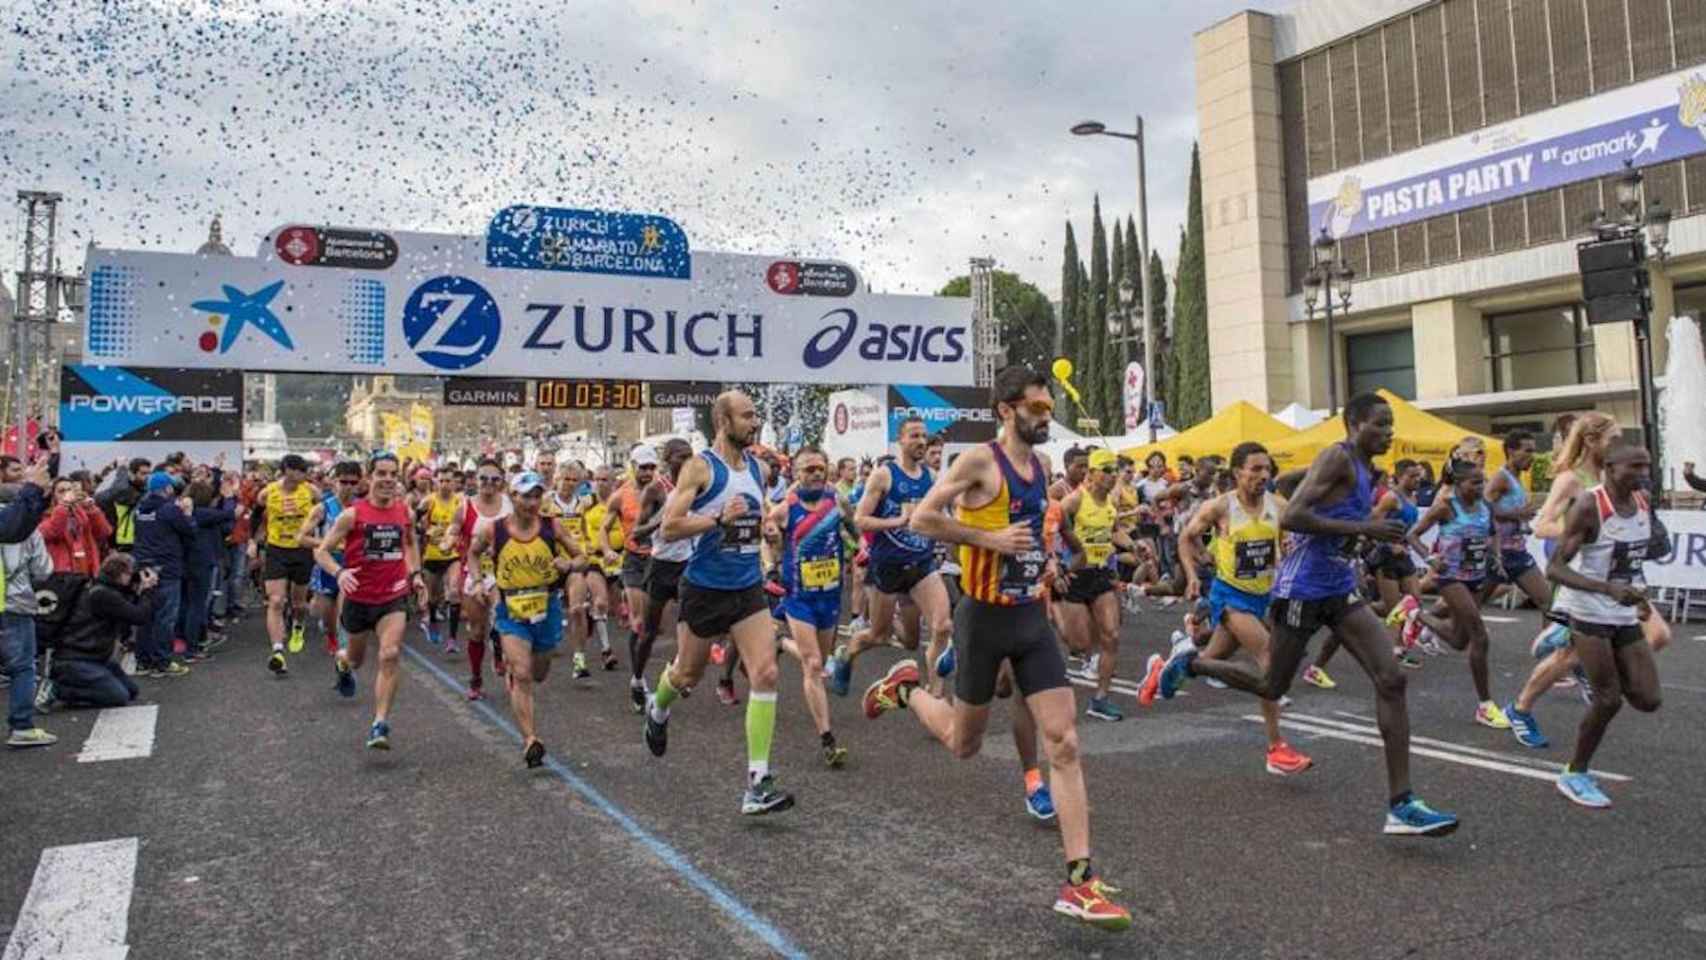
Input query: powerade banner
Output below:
<box><xmin>58</xmin><ymin>365</ymin><xmax>243</xmax><ymax>471</ymax></box>
<box><xmin>886</xmin><ymin>385</ymin><xmax>996</xmax><ymax>445</ymax></box>
<box><xmin>84</xmin><ymin>218</ymin><xmax>973</xmax><ymax>387</ymax></box>
<box><xmin>1310</xmin><ymin>66</ymin><xmax>1706</xmax><ymax>240</ymax></box>
<box><xmin>486</xmin><ymin>206</ymin><xmax>691</xmax><ymax>279</ymax></box>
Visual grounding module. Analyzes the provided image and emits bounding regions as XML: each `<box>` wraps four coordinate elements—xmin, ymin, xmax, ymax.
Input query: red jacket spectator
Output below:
<box><xmin>39</xmin><ymin>493</ymin><xmax>113</xmax><ymax>576</ymax></box>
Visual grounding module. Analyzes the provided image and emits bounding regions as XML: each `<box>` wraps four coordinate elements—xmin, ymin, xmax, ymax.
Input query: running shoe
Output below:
<box><xmin>204</xmin><ymin>632</ymin><xmax>228</xmax><ymax>652</ymax></box>
<box><xmin>443</xmin><ymin>637</ymin><xmax>460</xmax><ymax>656</ymax></box>
<box><xmin>6</xmin><ymin>727</ymin><xmax>58</xmax><ymax>748</ymax></box>
<box><xmin>1571</xmin><ymin>666</ymin><xmax>1595</xmax><ymax>704</ymax></box>
<box><xmin>822</xmin><ymin>743</ymin><xmax>849</xmax><ymax>768</ymax></box>
<box><xmin>1557</xmin><ymin>770</ymin><xmax>1611</xmax><ymax>809</ymax></box>
<box><xmin>1396</xmin><ymin>650</ymin><xmax>1424</xmax><ymax>670</ymax></box>
<box><xmin>1474</xmin><ymin>701</ymin><xmax>1511</xmax><ymax>730</ymax></box>
<box><xmin>602</xmin><ymin>648</ymin><xmax>620</xmax><ymax>672</ymax></box>
<box><xmin>1530</xmin><ymin>621</ymin><xmax>1570</xmax><ymax>660</ymax></box>
<box><xmin>165</xmin><ymin>660</ymin><xmax>192</xmax><ymax>677</ymax></box>
<box><xmin>1505</xmin><ymin>702</ymin><xmax>1549</xmax><ymax>748</ymax></box>
<box><xmin>644</xmin><ymin>697</ymin><xmax>669</xmax><ymax>757</ymax></box>
<box><xmin>419</xmin><ymin>622</ymin><xmax>436</xmax><ymax>647</ymax></box>
<box><xmin>288</xmin><ymin>623</ymin><xmax>306</xmax><ymax>654</ymax></box>
<box><xmin>1302</xmin><ymin>665</ymin><xmax>1336</xmax><ymax>689</ymax></box>
<box><xmin>1137</xmin><ymin>654</ymin><xmax>1165</xmax><ymax>707</ymax></box>
<box><xmin>741</xmin><ymin>774</ymin><xmax>796</xmax><ymax>815</ymax></box>
<box><xmin>1264</xmin><ymin>741</ymin><xmax>1313</xmax><ymax>776</ymax></box>
<box><xmin>572</xmin><ymin>652</ymin><xmax>591</xmax><ymax>680</ymax></box>
<box><xmin>716</xmin><ymin>679</ymin><xmax>740</xmax><ymax>706</ymax></box>
<box><xmin>1384</xmin><ymin>594</ymin><xmax>1420</xmax><ymax>628</ymax></box>
<box><xmin>828</xmin><ymin>652</ymin><xmax>853</xmax><ymax>698</ymax></box>
<box><xmin>524</xmin><ymin>739</ymin><xmax>546</xmax><ymax>769</ymax></box>
<box><xmin>1416</xmin><ymin>627</ymin><xmax>1446</xmax><ymax>656</ymax></box>
<box><xmin>629</xmin><ymin>679</ymin><xmax>647</xmax><ymax>714</ymax></box>
<box><xmin>933</xmin><ymin>642</ymin><xmax>956</xmax><ymax>679</ymax></box>
<box><xmin>266</xmin><ymin>650</ymin><xmax>287</xmax><ymax>675</ymax></box>
<box><xmin>1401</xmin><ymin>613</ymin><xmax>1424</xmax><ymax>650</ymax></box>
<box><xmin>1053</xmin><ymin>879</ymin><xmax>1132</xmax><ymax>931</ymax></box>
<box><xmin>862</xmin><ymin>659</ymin><xmax>920</xmax><ymax>719</ymax></box>
<box><xmin>1383</xmin><ymin>796</ymin><xmax>1458</xmax><ymax>837</ymax></box>
<box><xmin>1025</xmin><ymin>783</ymin><xmax>1057</xmax><ymax>822</ymax></box>
<box><xmin>1085</xmin><ymin>696</ymin><xmax>1124</xmax><ymax>722</ymax></box>
<box><xmin>1152</xmin><ymin>641</ymin><xmax>1198</xmax><ymax>702</ymax></box>
<box><xmin>365</xmin><ymin>720</ymin><xmax>391</xmax><ymax>750</ymax></box>
<box><xmin>466</xmin><ymin>684</ymin><xmax>484</xmax><ymax>702</ymax></box>
<box><xmin>335</xmin><ymin>660</ymin><xmax>356</xmax><ymax>699</ymax></box>
<box><xmin>184</xmin><ymin>649</ymin><xmax>212</xmax><ymax>664</ymax></box>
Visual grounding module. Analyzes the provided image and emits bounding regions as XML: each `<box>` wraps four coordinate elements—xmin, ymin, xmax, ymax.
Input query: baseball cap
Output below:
<box><xmin>147</xmin><ymin>472</ymin><xmax>176</xmax><ymax>494</ymax></box>
<box><xmin>1088</xmin><ymin>448</ymin><xmax>1118</xmax><ymax>471</ymax></box>
<box><xmin>510</xmin><ymin>471</ymin><xmax>546</xmax><ymax>495</ymax></box>
<box><xmin>630</xmin><ymin>445</ymin><xmax>659</xmax><ymax>468</ymax></box>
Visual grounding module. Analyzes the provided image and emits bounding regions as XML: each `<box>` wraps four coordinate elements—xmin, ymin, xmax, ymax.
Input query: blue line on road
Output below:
<box><xmin>402</xmin><ymin>645</ymin><xmax>808</xmax><ymax>960</ymax></box>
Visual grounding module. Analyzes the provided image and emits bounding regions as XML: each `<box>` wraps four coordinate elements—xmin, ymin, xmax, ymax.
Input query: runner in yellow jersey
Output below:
<box><xmin>546</xmin><ymin>463</ymin><xmax>595</xmax><ymax>679</ymax></box>
<box><xmin>1055</xmin><ymin>448</ymin><xmax>1136</xmax><ymax>722</ymax></box>
<box><xmin>248</xmin><ymin>454</ymin><xmax>318</xmax><ymax>672</ymax></box>
<box><xmin>1148</xmin><ymin>441</ymin><xmax>1312</xmax><ymax>776</ymax></box>
<box><xmin>578</xmin><ymin>465</ymin><xmax>621</xmax><ymax>678</ymax></box>
<box><xmin>420</xmin><ymin>466</ymin><xmax>466</xmax><ymax>654</ymax></box>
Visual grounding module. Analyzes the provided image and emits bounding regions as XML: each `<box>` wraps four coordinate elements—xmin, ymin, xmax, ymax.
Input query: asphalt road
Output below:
<box><xmin>4</xmin><ymin>599</ymin><xmax>1705</xmax><ymax>959</ymax></box>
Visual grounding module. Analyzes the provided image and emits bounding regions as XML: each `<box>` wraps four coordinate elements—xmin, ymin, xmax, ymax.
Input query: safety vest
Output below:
<box><xmin>114</xmin><ymin>501</ymin><xmax>136</xmax><ymax>548</ymax></box>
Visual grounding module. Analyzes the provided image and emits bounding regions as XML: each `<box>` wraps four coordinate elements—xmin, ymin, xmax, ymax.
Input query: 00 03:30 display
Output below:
<box><xmin>535</xmin><ymin>378</ymin><xmax>644</xmax><ymax>410</ymax></box>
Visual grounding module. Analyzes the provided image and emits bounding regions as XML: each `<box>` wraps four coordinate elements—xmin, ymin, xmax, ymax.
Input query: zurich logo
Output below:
<box><xmin>403</xmin><ymin>276</ymin><xmax>501</xmax><ymax>371</ymax></box>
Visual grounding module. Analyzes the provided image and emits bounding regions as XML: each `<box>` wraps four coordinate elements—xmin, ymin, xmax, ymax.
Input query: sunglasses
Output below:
<box><xmin>478</xmin><ymin>475</ymin><xmax>503</xmax><ymax>483</ymax></box>
<box><xmin>1098</xmin><ymin>466</ymin><xmax>1117</xmax><ymax>475</ymax></box>
<box><xmin>1005</xmin><ymin>398</ymin><xmax>1054</xmax><ymax>417</ymax></box>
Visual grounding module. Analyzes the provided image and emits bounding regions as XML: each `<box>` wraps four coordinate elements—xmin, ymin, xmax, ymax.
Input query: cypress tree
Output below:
<box><xmin>1087</xmin><ymin>195</ymin><xmax>1110</xmax><ymax>426</ymax></box>
<box><xmin>1059</xmin><ymin>221</ymin><xmax>1082</xmax><ymax>424</ymax></box>
<box><xmin>1109</xmin><ymin>221</ymin><xmax>1127</xmax><ymax>425</ymax></box>
<box><xmin>1147</xmin><ymin>248</ymin><xmax>1170</xmax><ymax>420</ymax></box>
<box><xmin>1170</xmin><ymin>143</ymin><xmax>1212</xmax><ymax>428</ymax></box>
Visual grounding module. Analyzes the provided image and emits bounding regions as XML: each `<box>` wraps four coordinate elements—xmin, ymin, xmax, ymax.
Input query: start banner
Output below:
<box><xmin>83</xmin><ymin>208</ymin><xmax>973</xmax><ymax>387</ymax></box>
<box><xmin>59</xmin><ymin>365</ymin><xmax>243</xmax><ymax>471</ymax></box>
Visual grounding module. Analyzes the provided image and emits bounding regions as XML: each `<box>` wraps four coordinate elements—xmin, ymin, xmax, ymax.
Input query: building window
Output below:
<box><xmin>1485</xmin><ymin>305</ymin><xmax>1596</xmax><ymax>391</ymax></box>
<box><xmin>1346</xmin><ymin>328</ymin><xmax>1417</xmax><ymax>399</ymax></box>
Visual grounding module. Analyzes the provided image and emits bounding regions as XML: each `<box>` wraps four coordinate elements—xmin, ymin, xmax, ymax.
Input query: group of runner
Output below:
<box><xmin>245</xmin><ymin>367</ymin><xmax>1670</xmax><ymax>933</ymax></box>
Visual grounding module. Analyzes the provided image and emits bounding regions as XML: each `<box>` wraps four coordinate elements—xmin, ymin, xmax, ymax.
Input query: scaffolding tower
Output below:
<box><xmin>969</xmin><ymin>256</ymin><xmax>999</xmax><ymax>387</ymax></box>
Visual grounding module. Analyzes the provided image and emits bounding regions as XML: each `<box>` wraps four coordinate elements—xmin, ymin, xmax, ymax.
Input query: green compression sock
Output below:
<box><xmin>746</xmin><ymin>690</ymin><xmax>778</xmax><ymax>782</ymax></box>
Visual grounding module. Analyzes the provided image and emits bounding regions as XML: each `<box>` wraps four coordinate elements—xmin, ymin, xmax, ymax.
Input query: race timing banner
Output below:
<box><xmin>82</xmin><ymin>207</ymin><xmax>975</xmax><ymax>386</ymax></box>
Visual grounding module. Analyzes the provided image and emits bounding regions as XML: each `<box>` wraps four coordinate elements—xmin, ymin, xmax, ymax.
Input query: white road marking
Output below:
<box><xmin>1067</xmin><ymin>676</ymin><xmax>1144</xmax><ymax>698</ymax></box>
<box><xmin>1483</xmin><ymin>615</ymin><xmax>1519</xmax><ymax>623</ymax></box>
<box><xmin>75</xmin><ymin>706</ymin><xmax>158</xmax><ymax>764</ymax></box>
<box><xmin>2</xmin><ymin>838</ymin><xmax>137</xmax><ymax>960</ymax></box>
<box><xmin>1324</xmin><ymin>709</ymin><xmax>1633</xmax><ymax>780</ymax></box>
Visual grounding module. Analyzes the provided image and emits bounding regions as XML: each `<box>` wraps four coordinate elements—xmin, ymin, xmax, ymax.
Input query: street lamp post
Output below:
<box><xmin>1301</xmin><ymin>227</ymin><xmax>1355</xmax><ymax>416</ymax></box>
<box><xmin>1071</xmin><ymin>116</ymin><xmax>1154</xmax><ymax>441</ymax></box>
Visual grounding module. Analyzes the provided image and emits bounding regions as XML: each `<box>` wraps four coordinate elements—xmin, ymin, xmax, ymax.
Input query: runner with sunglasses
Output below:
<box><xmin>420</xmin><ymin>465</ymin><xmax>467</xmax><ymax>654</ymax></box>
<box><xmin>453</xmin><ymin>459</ymin><xmax>512</xmax><ymax>700</ymax></box>
<box><xmin>1054</xmin><ymin>448</ymin><xmax>1136</xmax><ymax>722</ymax></box>
<box><xmin>297</xmin><ymin>461</ymin><xmax>362</xmax><ymax>680</ymax></box>
<box><xmin>862</xmin><ymin>366</ymin><xmax>1131</xmax><ymax>930</ymax></box>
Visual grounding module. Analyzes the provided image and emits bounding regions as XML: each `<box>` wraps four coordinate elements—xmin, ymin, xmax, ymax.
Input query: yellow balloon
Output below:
<box><xmin>1051</xmin><ymin>357</ymin><xmax>1074</xmax><ymax>383</ymax></box>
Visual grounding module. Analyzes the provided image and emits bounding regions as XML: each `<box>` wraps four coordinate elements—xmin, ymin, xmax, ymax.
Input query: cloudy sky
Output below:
<box><xmin>1</xmin><ymin>0</ymin><xmax>1285</xmax><ymax>301</ymax></box>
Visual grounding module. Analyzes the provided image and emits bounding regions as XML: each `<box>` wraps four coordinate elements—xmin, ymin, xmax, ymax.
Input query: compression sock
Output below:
<box><xmin>447</xmin><ymin>606</ymin><xmax>461</xmax><ymax>645</ymax></box>
<box><xmin>1067</xmin><ymin>858</ymin><xmax>1094</xmax><ymax>885</ymax></box>
<box><xmin>652</xmin><ymin>667</ymin><xmax>681</xmax><ymax>719</ymax></box>
<box><xmin>594</xmin><ymin>616</ymin><xmax>611</xmax><ymax>653</ymax></box>
<box><xmin>746</xmin><ymin>690</ymin><xmax>778</xmax><ymax>783</ymax></box>
<box><xmin>468</xmin><ymin>636</ymin><xmax>486</xmax><ymax>679</ymax></box>
<box><xmin>1024</xmin><ymin>767</ymin><xmax>1044</xmax><ymax>795</ymax></box>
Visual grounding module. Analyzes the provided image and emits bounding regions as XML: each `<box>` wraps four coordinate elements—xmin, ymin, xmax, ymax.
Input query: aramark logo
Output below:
<box><xmin>191</xmin><ymin>281</ymin><xmax>293</xmax><ymax>353</ymax></box>
<box><xmin>801</xmin><ymin>308</ymin><xmax>967</xmax><ymax>370</ymax></box>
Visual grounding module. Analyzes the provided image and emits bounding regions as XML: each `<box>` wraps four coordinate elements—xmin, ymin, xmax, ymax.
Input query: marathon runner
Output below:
<box><xmin>1405</xmin><ymin>458</ymin><xmax>1506</xmax><ymax>728</ymax></box>
<box><xmin>469</xmin><ymin>471</ymin><xmax>582</xmax><ymax>767</ymax></box>
<box><xmin>827</xmin><ymin>417</ymin><xmax>952</xmax><ymax>697</ymax></box>
<box><xmin>1140</xmin><ymin>393</ymin><xmax>1458</xmax><ymax>837</ymax></box>
<box><xmin>1546</xmin><ymin>440</ymin><xmax>1664</xmax><ymax>808</ymax></box>
<box><xmin>581</xmin><ymin>466</ymin><xmax>622</xmax><ymax>678</ymax></box>
<box><xmin>862</xmin><ymin>365</ymin><xmax>1131</xmax><ymax>930</ymax></box>
<box><xmin>1054</xmin><ymin>448</ymin><xmax>1134</xmax><ymax>722</ymax></box>
<box><xmin>766</xmin><ymin>445</ymin><xmax>855</xmax><ymax>768</ymax></box>
<box><xmin>1485</xmin><ymin>431</ymin><xmax>1549</xmax><ymax>614</ymax></box>
<box><xmin>313</xmin><ymin>451</ymin><xmax>429</xmax><ymax>750</ymax></box>
<box><xmin>454</xmin><ymin>459</ymin><xmax>512</xmax><ymax>700</ymax></box>
<box><xmin>251</xmin><ymin>454</ymin><xmax>317</xmax><ymax>674</ymax></box>
<box><xmin>624</xmin><ymin>439</ymin><xmax>694</xmax><ymax>712</ymax></box>
<box><xmin>644</xmin><ymin>390</ymin><xmax>795</xmax><ymax>816</ymax></box>
<box><xmin>603</xmin><ymin>448</ymin><xmax>662</xmax><ymax>674</ymax></box>
<box><xmin>297</xmin><ymin>460</ymin><xmax>362</xmax><ymax>662</ymax></box>
<box><xmin>420</xmin><ymin>465</ymin><xmax>466</xmax><ymax>653</ymax></box>
<box><xmin>1157</xmin><ymin>441</ymin><xmax>1314</xmax><ymax>776</ymax></box>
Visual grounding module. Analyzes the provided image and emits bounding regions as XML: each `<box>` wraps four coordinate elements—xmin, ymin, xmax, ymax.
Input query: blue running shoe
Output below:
<box><xmin>1557</xmin><ymin>770</ymin><xmax>1611</xmax><ymax>809</ymax></box>
<box><xmin>1025</xmin><ymin>783</ymin><xmax>1057</xmax><ymax>822</ymax></box>
<box><xmin>1158</xmin><ymin>648</ymin><xmax>1197</xmax><ymax>701</ymax></box>
<box><xmin>365</xmin><ymin>720</ymin><xmax>391</xmax><ymax>750</ymax></box>
<box><xmin>1384</xmin><ymin>796</ymin><xmax>1458</xmax><ymax>836</ymax></box>
<box><xmin>1529</xmin><ymin>621</ymin><xmax>1569</xmax><ymax>660</ymax></box>
<box><xmin>1085</xmin><ymin>696</ymin><xmax>1124</xmax><ymax>722</ymax></box>
<box><xmin>934</xmin><ymin>643</ymin><xmax>956</xmax><ymax>679</ymax></box>
<box><xmin>335</xmin><ymin>661</ymin><xmax>356</xmax><ymax>699</ymax></box>
<box><xmin>1504</xmin><ymin>702</ymin><xmax>1548</xmax><ymax>748</ymax></box>
<box><xmin>829</xmin><ymin>655</ymin><xmax>852</xmax><ymax>698</ymax></box>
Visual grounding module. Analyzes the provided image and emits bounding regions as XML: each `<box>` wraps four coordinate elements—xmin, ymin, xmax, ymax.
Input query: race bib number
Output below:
<box><xmin>800</xmin><ymin>557</ymin><xmax>840</xmax><ymax>589</ymax></box>
<box><xmin>721</xmin><ymin>514</ymin><xmax>762</xmax><ymax>554</ymax></box>
<box><xmin>1609</xmin><ymin>540</ymin><xmax>1647</xmax><ymax>582</ymax></box>
<box><xmin>504</xmin><ymin>589</ymin><xmax>550</xmax><ymax>624</ymax></box>
<box><xmin>1000</xmin><ymin>548</ymin><xmax>1047</xmax><ymax>599</ymax></box>
<box><xmin>1233</xmin><ymin>539</ymin><xmax>1275</xmax><ymax>580</ymax></box>
<box><xmin>1084</xmin><ymin>543</ymin><xmax>1114</xmax><ymax>568</ymax></box>
<box><xmin>366</xmin><ymin>523</ymin><xmax>405</xmax><ymax>562</ymax></box>
<box><xmin>1462</xmin><ymin>536</ymin><xmax>1489</xmax><ymax>570</ymax></box>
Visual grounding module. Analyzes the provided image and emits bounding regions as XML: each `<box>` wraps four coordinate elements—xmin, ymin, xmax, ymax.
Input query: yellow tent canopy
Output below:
<box><xmin>1265</xmin><ymin>390</ymin><xmax>1505</xmax><ymax>476</ymax></box>
<box><xmin>1119</xmin><ymin>401</ymin><xmax>1298</xmax><ymax>464</ymax></box>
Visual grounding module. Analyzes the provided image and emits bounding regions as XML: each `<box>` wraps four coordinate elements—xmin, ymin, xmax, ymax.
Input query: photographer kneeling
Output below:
<box><xmin>48</xmin><ymin>553</ymin><xmax>159</xmax><ymax>709</ymax></box>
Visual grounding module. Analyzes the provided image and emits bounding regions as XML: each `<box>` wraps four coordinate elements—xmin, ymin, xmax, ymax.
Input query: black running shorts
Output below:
<box><xmin>953</xmin><ymin>599</ymin><xmax>1067</xmax><ymax>706</ymax></box>
<box><xmin>1270</xmin><ymin>592</ymin><xmax>1363</xmax><ymax>636</ymax></box>
<box><xmin>1064</xmin><ymin>567</ymin><xmax>1116</xmax><ymax>605</ymax></box>
<box><xmin>679</xmin><ymin>582</ymin><xmax>767</xmax><ymax>639</ymax></box>
<box><xmin>1568</xmin><ymin>617</ymin><xmax>1644</xmax><ymax>648</ymax></box>
<box><xmin>868</xmin><ymin>557</ymin><xmax>935</xmax><ymax>596</ymax></box>
<box><xmin>645</xmin><ymin>558</ymin><xmax>686</xmax><ymax>606</ymax></box>
<box><xmin>620</xmin><ymin>550</ymin><xmax>651</xmax><ymax>590</ymax></box>
<box><xmin>264</xmin><ymin>546</ymin><xmax>314</xmax><ymax>586</ymax></box>
<box><xmin>340</xmin><ymin>594</ymin><xmax>412</xmax><ymax>636</ymax></box>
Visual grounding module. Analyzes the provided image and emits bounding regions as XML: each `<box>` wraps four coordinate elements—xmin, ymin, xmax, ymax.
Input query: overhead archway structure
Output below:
<box><xmin>80</xmin><ymin>205</ymin><xmax>976</xmax><ymax>389</ymax></box>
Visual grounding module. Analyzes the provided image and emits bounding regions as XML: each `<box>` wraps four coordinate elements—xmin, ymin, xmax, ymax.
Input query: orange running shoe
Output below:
<box><xmin>862</xmin><ymin>659</ymin><xmax>920</xmax><ymax>719</ymax></box>
<box><xmin>1053</xmin><ymin>879</ymin><xmax>1132</xmax><ymax>931</ymax></box>
<box><xmin>1264</xmin><ymin>740</ymin><xmax>1314</xmax><ymax>776</ymax></box>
